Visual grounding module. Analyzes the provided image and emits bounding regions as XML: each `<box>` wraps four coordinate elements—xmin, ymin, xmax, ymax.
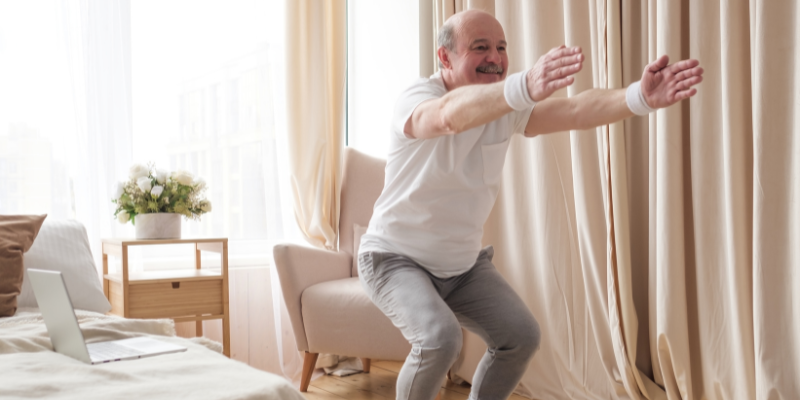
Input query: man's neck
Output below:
<box><xmin>440</xmin><ymin>69</ymin><xmax>457</xmax><ymax>92</ymax></box>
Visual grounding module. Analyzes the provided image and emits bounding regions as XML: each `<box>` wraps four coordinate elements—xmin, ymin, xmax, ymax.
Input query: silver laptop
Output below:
<box><xmin>27</xmin><ymin>268</ymin><xmax>187</xmax><ymax>364</ymax></box>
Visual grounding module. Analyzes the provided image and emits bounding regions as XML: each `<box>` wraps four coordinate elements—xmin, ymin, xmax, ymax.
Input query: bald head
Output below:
<box><xmin>437</xmin><ymin>10</ymin><xmax>508</xmax><ymax>89</ymax></box>
<box><xmin>437</xmin><ymin>10</ymin><xmax>500</xmax><ymax>61</ymax></box>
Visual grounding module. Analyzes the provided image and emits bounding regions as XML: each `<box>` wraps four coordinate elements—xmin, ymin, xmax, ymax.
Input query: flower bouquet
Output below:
<box><xmin>112</xmin><ymin>163</ymin><xmax>211</xmax><ymax>239</ymax></box>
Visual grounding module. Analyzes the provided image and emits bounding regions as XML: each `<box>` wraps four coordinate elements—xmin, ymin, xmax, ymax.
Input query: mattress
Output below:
<box><xmin>0</xmin><ymin>308</ymin><xmax>305</xmax><ymax>400</ymax></box>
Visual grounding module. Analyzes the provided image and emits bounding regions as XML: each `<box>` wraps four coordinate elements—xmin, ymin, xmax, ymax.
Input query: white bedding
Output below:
<box><xmin>0</xmin><ymin>309</ymin><xmax>306</xmax><ymax>400</ymax></box>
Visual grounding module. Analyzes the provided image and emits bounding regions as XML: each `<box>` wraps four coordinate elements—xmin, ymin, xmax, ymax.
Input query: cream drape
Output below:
<box><xmin>451</xmin><ymin>1</ymin><xmax>642</xmax><ymax>398</ymax></box>
<box><xmin>446</xmin><ymin>0</ymin><xmax>799</xmax><ymax>399</ymax></box>
<box><xmin>642</xmin><ymin>0</ymin><xmax>798</xmax><ymax>398</ymax></box>
<box><xmin>285</xmin><ymin>0</ymin><xmax>346</xmax><ymax>250</ymax></box>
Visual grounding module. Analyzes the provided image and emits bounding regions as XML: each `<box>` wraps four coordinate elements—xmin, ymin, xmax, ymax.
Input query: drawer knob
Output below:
<box><xmin>172</xmin><ymin>282</ymin><xmax>180</xmax><ymax>289</ymax></box>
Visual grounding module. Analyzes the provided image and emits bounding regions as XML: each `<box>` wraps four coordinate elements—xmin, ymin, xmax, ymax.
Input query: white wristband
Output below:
<box><xmin>504</xmin><ymin>70</ymin><xmax>536</xmax><ymax>111</ymax></box>
<box><xmin>626</xmin><ymin>81</ymin><xmax>656</xmax><ymax>115</ymax></box>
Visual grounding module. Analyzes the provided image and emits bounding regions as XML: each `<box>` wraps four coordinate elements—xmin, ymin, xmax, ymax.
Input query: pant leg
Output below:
<box><xmin>444</xmin><ymin>247</ymin><xmax>541</xmax><ymax>400</ymax></box>
<box><xmin>358</xmin><ymin>251</ymin><xmax>462</xmax><ymax>400</ymax></box>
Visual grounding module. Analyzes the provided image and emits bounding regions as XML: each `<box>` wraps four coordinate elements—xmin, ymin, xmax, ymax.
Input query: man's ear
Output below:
<box><xmin>437</xmin><ymin>46</ymin><xmax>451</xmax><ymax>69</ymax></box>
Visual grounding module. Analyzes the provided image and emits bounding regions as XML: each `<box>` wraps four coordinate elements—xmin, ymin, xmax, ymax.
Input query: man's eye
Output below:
<box><xmin>498</xmin><ymin>47</ymin><xmax>506</xmax><ymax>51</ymax></box>
<box><xmin>476</xmin><ymin>46</ymin><xmax>487</xmax><ymax>50</ymax></box>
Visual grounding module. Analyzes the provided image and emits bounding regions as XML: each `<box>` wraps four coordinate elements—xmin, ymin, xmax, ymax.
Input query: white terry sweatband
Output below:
<box><xmin>626</xmin><ymin>80</ymin><xmax>656</xmax><ymax>115</ymax></box>
<box><xmin>504</xmin><ymin>70</ymin><xmax>536</xmax><ymax>111</ymax></box>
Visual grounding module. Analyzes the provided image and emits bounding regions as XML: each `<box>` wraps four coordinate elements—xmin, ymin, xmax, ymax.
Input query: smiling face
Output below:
<box><xmin>439</xmin><ymin>11</ymin><xmax>509</xmax><ymax>90</ymax></box>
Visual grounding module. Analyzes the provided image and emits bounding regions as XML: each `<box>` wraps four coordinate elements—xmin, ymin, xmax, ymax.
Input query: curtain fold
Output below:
<box><xmin>751</xmin><ymin>0</ymin><xmax>800</xmax><ymax>396</ymax></box>
<box><xmin>284</xmin><ymin>0</ymin><xmax>346</xmax><ymax>251</ymax></box>
<box><xmin>603</xmin><ymin>0</ymin><xmax>653</xmax><ymax>397</ymax></box>
<box><xmin>58</xmin><ymin>0</ymin><xmax>133</xmax><ymax>273</ymax></box>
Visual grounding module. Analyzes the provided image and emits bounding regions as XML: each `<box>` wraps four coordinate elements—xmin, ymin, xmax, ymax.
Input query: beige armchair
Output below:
<box><xmin>273</xmin><ymin>147</ymin><xmax>411</xmax><ymax>392</ymax></box>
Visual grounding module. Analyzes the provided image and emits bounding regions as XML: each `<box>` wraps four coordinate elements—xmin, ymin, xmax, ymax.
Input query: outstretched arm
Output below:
<box><xmin>524</xmin><ymin>55</ymin><xmax>704</xmax><ymax>136</ymax></box>
<box><xmin>405</xmin><ymin>46</ymin><xmax>584</xmax><ymax>139</ymax></box>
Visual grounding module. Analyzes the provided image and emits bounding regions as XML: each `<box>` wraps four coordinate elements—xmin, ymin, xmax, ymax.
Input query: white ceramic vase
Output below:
<box><xmin>135</xmin><ymin>213</ymin><xmax>182</xmax><ymax>240</ymax></box>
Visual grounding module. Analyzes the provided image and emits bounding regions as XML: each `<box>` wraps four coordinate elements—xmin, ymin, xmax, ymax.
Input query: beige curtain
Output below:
<box><xmin>451</xmin><ymin>1</ymin><xmax>644</xmax><ymax>397</ymax></box>
<box><xmin>285</xmin><ymin>0</ymin><xmax>346</xmax><ymax>250</ymax></box>
<box><xmin>448</xmin><ymin>0</ymin><xmax>799</xmax><ymax>399</ymax></box>
<box><xmin>638</xmin><ymin>0</ymin><xmax>798</xmax><ymax>398</ymax></box>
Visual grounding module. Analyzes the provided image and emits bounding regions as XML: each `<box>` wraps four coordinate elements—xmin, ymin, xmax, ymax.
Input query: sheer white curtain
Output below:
<box><xmin>0</xmin><ymin>0</ymin><xmax>133</xmax><ymax>269</ymax></box>
<box><xmin>1</xmin><ymin>0</ymin><xmax>306</xmax><ymax>384</ymax></box>
<box><xmin>58</xmin><ymin>0</ymin><xmax>134</xmax><ymax>269</ymax></box>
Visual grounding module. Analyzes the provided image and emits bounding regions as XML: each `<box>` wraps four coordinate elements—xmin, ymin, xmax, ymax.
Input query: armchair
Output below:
<box><xmin>273</xmin><ymin>147</ymin><xmax>411</xmax><ymax>392</ymax></box>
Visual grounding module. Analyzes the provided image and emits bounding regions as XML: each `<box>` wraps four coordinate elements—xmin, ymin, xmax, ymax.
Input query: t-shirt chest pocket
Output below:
<box><xmin>481</xmin><ymin>139</ymin><xmax>510</xmax><ymax>186</ymax></box>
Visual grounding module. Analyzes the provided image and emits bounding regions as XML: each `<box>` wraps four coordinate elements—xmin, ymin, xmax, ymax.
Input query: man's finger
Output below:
<box><xmin>546</xmin><ymin>54</ymin><xmax>582</xmax><ymax>74</ymax></box>
<box><xmin>674</xmin><ymin>67</ymin><xmax>703</xmax><ymax>83</ymax></box>
<box><xmin>546</xmin><ymin>45</ymin><xmax>567</xmax><ymax>60</ymax></box>
<box><xmin>546</xmin><ymin>46</ymin><xmax>581</xmax><ymax>62</ymax></box>
<box><xmin>673</xmin><ymin>88</ymin><xmax>697</xmax><ymax>101</ymax></box>
<box><xmin>546</xmin><ymin>76</ymin><xmax>574</xmax><ymax>92</ymax></box>
<box><xmin>648</xmin><ymin>55</ymin><xmax>669</xmax><ymax>72</ymax></box>
<box><xmin>677</xmin><ymin>75</ymin><xmax>703</xmax><ymax>90</ymax></box>
<box><xmin>669</xmin><ymin>59</ymin><xmax>700</xmax><ymax>74</ymax></box>
<box><xmin>544</xmin><ymin>61</ymin><xmax>582</xmax><ymax>81</ymax></box>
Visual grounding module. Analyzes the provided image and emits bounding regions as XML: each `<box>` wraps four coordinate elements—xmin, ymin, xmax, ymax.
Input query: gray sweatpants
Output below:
<box><xmin>357</xmin><ymin>246</ymin><xmax>541</xmax><ymax>400</ymax></box>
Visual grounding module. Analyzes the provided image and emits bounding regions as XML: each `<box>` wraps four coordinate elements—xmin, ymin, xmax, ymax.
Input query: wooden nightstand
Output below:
<box><xmin>101</xmin><ymin>237</ymin><xmax>230</xmax><ymax>357</ymax></box>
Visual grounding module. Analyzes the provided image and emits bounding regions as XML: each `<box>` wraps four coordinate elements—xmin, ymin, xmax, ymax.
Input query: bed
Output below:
<box><xmin>0</xmin><ymin>309</ymin><xmax>305</xmax><ymax>399</ymax></box>
<box><xmin>0</xmin><ymin>218</ymin><xmax>305</xmax><ymax>400</ymax></box>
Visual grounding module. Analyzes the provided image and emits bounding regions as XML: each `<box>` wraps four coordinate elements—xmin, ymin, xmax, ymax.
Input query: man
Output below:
<box><xmin>358</xmin><ymin>10</ymin><xmax>703</xmax><ymax>400</ymax></box>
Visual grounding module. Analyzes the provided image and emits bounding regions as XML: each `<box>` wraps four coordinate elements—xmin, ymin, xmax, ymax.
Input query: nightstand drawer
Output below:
<box><xmin>124</xmin><ymin>279</ymin><xmax>224</xmax><ymax>319</ymax></box>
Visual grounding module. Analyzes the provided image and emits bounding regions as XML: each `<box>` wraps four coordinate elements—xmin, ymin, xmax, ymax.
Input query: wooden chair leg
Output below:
<box><xmin>300</xmin><ymin>352</ymin><xmax>319</xmax><ymax>392</ymax></box>
<box><xmin>360</xmin><ymin>357</ymin><xmax>371</xmax><ymax>373</ymax></box>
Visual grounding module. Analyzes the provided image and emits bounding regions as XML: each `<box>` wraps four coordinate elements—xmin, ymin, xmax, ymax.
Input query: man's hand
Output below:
<box><xmin>526</xmin><ymin>45</ymin><xmax>584</xmax><ymax>102</ymax></box>
<box><xmin>641</xmin><ymin>55</ymin><xmax>704</xmax><ymax>108</ymax></box>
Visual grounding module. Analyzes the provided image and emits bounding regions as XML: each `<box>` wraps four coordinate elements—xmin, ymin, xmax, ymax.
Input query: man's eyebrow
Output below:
<box><xmin>470</xmin><ymin>38</ymin><xmax>507</xmax><ymax>47</ymax></box>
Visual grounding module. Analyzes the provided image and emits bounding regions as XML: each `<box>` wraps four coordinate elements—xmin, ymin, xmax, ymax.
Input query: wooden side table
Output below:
<box><xmin>101</xmin><ymin>237</ymin><xmax>230</xmax><ymax>357</ymax></box>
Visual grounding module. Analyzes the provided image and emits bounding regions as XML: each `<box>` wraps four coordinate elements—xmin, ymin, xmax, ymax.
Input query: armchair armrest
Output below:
<box><xmin>272</xmin><ymin>243</ymin><xmax>352</xmax><ymax>352</ymax></box>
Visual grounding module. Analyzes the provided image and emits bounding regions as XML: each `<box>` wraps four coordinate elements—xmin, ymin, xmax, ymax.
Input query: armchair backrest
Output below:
<box><xmin>339</xmin><ymin>147</ymin><xmax>386</xmax><ymax>276</ymax></box>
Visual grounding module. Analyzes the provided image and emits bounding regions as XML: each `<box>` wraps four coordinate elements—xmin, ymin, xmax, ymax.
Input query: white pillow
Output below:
<box><xmin>18</xmin><ymin>219</ymin><xmax>111</xmax><ymax>313</ymax></box>
<box><xmin>352</xmin><ymin>223</ymin><xmax>368</xmax><ymax>276</ymax></box>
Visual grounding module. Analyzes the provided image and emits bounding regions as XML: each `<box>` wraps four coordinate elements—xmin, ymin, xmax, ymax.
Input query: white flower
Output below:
<box><xmin>117</xmin><ymin>210</ymin><xmax>130</xmax><ymax>224</ymax></box>
<box><xmin>155</xmin><ymin>168</ymin><xmax>169</xmax><ymax>184</ymax></box>
<box><xmin>137</xmin><ymin>176</ymin><xmax>153</xmax><ymax>192</ymax></box>
<box><xmin>151</xmin><ymin>185</ymin><xmax>164</xmax><ymax>197</ymax></box>
<box><xmin>129</xmin><ymin>163</ymin><xmax>150</xmax><ymax>180</ymax></box>
<box><xmin>112</xmin><ymin>182</ymin><xmax>125</xmax><ymax>200</ymax></box>
<box><xmin>200</xmin><ymin>200</ymin><xmax>212</xmax><ymax>212</ymax></box>
<box><xmin>193</xmin><ymin>177</ymin><xmax>206</xmax><ymax>191</ymax></box>
<box><xmin>171</xmin><ymin>170</ymin><xmax>194</xmax><ymax>186</ymax></box>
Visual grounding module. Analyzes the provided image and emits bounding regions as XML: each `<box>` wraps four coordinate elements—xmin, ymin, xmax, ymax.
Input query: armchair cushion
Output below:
<box><xmin>273</xmin><ymin>243</ymin><xmax>352</xmax><ymax>352</ymax></box>
<box><xmin>301</xmin><ymin>277</ymin><xmax>410</xmax><ymax>361</ymax></box>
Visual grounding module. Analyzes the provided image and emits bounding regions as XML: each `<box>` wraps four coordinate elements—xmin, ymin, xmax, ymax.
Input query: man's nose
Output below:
<box><xmin>486</xmin><ymin>47</ymin><xmax>501</xmax><ymax>64</ymax></box>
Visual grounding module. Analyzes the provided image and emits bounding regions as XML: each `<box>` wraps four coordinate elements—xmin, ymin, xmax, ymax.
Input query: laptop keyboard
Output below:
<box><xmin>88</xmin><ymin>341</ymin><xmax>145</xmax><ymax>362</ymax></box>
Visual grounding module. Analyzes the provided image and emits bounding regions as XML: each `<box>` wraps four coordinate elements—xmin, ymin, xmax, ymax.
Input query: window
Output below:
<box><xmin>347</xmin><ymin>1</ymin><xmax>427</xmax><ymax>158</ymax></box>
<box><xmin>0</xmin><ymin>1</ymin><xmax>285</xmax><ymax>269</ymax></box>
<box><xmin>0</xmin><ymin>3</ymin><xmax>75</xmax><ymax>219</ymax></box>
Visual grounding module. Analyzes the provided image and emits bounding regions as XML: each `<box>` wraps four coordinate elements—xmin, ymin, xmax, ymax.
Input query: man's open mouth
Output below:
<box><xmin>476</xmin><ymin>65</ymin><xmax>504</xmax><ymax>74</ymax></box>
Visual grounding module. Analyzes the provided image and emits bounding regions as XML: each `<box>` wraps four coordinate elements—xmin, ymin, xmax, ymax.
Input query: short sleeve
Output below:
<box><xmin>392</xmin><ymin>76</ymin><xmax>447</xmax><ymax>141</ymax></box>
<box><xmin>510</xmin><ymin>104</ymin><xmax>535</xmax><ymax>135</ymax></box>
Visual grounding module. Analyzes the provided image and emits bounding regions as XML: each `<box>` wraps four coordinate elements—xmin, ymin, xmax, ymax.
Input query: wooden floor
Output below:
<box><xmin>301</xmin><ymin>360</ymin><xmax>531</xmax><ymax>400</ymax></box>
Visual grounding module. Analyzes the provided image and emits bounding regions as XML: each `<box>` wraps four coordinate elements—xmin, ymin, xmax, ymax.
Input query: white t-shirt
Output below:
<box><xmin>359</xmin><ymin>72</ymin><xmax>534</xmax><ymax>278</ymax></box>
